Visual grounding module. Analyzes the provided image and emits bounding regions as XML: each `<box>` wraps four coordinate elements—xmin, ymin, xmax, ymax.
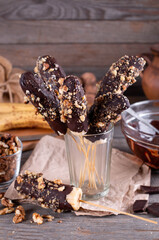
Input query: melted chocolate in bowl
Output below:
<box><xmin>122</xmin><ymin>100</ymin><xmax>159</xmax><ymax>169</ymax></box>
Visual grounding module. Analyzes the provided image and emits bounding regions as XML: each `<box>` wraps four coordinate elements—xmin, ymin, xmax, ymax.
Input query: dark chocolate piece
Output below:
<box><xmin>133</xmin><ymin>200</ymin><xmax>148</xmax><ymax>213</ymax></box>
<box><xmin>140</xmin><ymin>185</ymin><xmax>159</xmax><ymax>194</ymax></box>
<box><xmin>96</xmin><ymin>55</ymin><xmax>146</xmax><ymax>97</ymax></box>
<box><xmin>147</xmin><ymin>203</ymin><xmax>159</xmax><ymax>217</ymax></box>
<box><xmin>58</xmin><ymin>75</ymin><xmax>88</xmax><ymax>134</ymax></box>
<box><xmin>20</xmin><ymin>72</ymin><xmax>67</xmax><ymax>135</ymax></box>
<box><xmin>15</xmin><ymin>171</ymin><xmax>82</xmax><ymax>212</ymax></box>
<box><xmin>87</xmin><ymin>93</ymin><xmax>130</xmax><ymax>135</ymax></box>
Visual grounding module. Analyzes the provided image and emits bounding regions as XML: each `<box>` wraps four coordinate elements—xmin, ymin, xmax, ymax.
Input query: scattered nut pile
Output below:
<box><xmin>0</xmin><ymin>134</ymin><xmax>21</xmax><ymax>183</ymax></box>
<box><xmin>0</xmin><ymin>195</ymin><xmax>55</xmax><ymax>225</ymax></box>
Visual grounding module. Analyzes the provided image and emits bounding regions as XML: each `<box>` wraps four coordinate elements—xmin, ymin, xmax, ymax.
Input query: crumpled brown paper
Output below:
<box><xmin>5</xmin><ymin>136</ymin><xmax>151</xmax><ymax>216</ymax></box>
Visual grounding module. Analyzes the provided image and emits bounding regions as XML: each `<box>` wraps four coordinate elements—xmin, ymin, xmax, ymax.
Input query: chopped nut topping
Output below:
<box><xmin>32</xmin><ymin>213</ymin><xmax>43</xmax><ymax>225</ymax></box>
<box><xmin>58</xmin><ymin>186</ymin><xmax>65</xmax><ymax>192</ymax></box>
<box><xmin>53</xmin><ymin>179</ymin><xmax>62</xmax><ymax>185</ymax></box>
<box><xmin>58</xmin><ymin>78</ymin><xmax>64</xmax><ymax>86</ymax></box>
<box><xmin>80</xmin><ymin>115</ymin><xmax>85</xmax><ymax>122</ymax></box>
<box><xmin>57</xmin><ymin>220</ymin><xmax>62</xmax><ymax>223</ymax></box>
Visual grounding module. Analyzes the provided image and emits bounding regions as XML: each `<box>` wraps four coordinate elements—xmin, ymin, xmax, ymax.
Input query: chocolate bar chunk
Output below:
<box><xmin>140</xmin><ymin>185</ymin><xmax>159</xmax><ymax>194</ymax></box>
<box><xmin>87</xmin><ymin>93</ymin><xmax>130</xmax><ymax>136</ymax></box>
<box><xmin>133</xmin><ymin>200</ymin><xmax>148</xmax><ymax>213</ymax></box>
<box><xmin>58</xmin><ymin>75</ymin><xmax>88</xmax><ymax>134</ymax></box>
<box><xmin>147</xmin><ymin>203</ymin><xmax>159</xmax><ymax>217</ymax></box>
<box><xmin>15</xmin><ymin>171</ymin><xmax>82</xmax><ymax>212</ymax></box>
<box><xmin>96</xmin><ymin>55</ymin><xmax>145</xmax><ymax>97</ymax></box>
<box><xmin>20</xmin><ymin>71</ymin><xmax>67</xmax><ymax>135</ymax></box>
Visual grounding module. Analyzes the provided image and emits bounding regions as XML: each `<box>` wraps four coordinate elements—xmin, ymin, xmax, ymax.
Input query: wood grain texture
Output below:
<box><xmin>1</xmin><ymin>20</ymin><xmax>159</xmax><ymax>44</ymax></box>
<box><xmin>0</xmin><ymin>43</ymin><xmax>152</xmax><ymax>70</ymax></box>
<box><xmin>0</xmin><ymin>0</ymin><xmax>159</xmax><ymax>20</ymax></box>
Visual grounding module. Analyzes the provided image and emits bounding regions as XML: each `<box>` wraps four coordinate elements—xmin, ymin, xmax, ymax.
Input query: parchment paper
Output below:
<box><xmin>5</xmin><ymin>136</ymin><xmax>151</xmax><ymax>216</ymax></box>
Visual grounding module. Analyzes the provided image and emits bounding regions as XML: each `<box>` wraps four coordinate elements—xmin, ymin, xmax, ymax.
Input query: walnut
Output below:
<box><xmin>1</xmin><ymin>197</ymin><xmax>14</xmax><ymax>208</ymax></box>
<box><xmin>32</xmin><ymin>213</ymin><xmax>43</xmax><ymax>225</ymax></box>
<box><xmin>0</xmin><ymin>207</ymin><xmax>14</xmax><ymax>215</ymax></box>
<box><xmin>42</xmin><ymin>215</ymin><xmax>54</xmax><ymax>222</ymax></box>
<box><xmin>13</xmin><ymin>205</ymin><xmax>25</xmax><ymax>224</ymax></box>
<box><xmin>0</xmin><ymin>192</ymin><xmax>4</xmax><ymax>199</ymax></box>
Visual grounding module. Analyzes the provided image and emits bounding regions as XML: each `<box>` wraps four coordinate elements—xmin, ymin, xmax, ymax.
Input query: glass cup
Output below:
<box><xmin>64</xmin><ymin>124</ymin><xmax>114</xmax><ymax>200</ymax></box>
<box><xmin>0</xmin><ymin>138</ymin><xmax>22</xmax><ymax>191</ymax></box>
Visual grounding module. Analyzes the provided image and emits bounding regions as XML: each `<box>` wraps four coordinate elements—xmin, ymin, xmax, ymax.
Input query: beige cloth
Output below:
<box><xmin>5</xmin><ymin>136</ymin><xmax>150</xmax><ymax>216</ymax></box>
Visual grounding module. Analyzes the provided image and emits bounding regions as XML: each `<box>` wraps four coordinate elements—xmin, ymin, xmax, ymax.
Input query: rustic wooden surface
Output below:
<box><xmin>0</xmin><ymin>0</ymin><xmax>159</xmax><ymax>86</ymax></box>
<box><xmin>0</xmin><ymin>120</ymin><xmax>159</xmax><ymax>240</ymax></box>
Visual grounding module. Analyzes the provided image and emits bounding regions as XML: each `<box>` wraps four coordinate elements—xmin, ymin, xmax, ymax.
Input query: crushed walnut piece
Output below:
<box><xmin>57</xmin><ymin>220</ymin><xmax>62</xmax><ymax>223</ymax></box>
<box><xmin>0</xmin><ymin>192</ymin><xmax>4</xmax><ymax>199</ymax></box>
<box><xmin>1</xmin><ymin>197</ymin><xmax>14</xmax><ymax>208</ymax></box>
<box><xmin>32</xmin><ymin>213</ymin><xmax>43</xmax><ymax>225</ymax></box>
<box><xmin>0</xmin><ymin>207</ymin><xmax>14</xmax><ymax>215</ymax></box>
<box><xmin>42</xmin><ymin>215</ymin><xmax>54</xmax><ymax>222</ymax></box>
<box><xmin>13</xmin><ymin>205</ymin><xmax>25</xmax><ymax>224</ymax></box>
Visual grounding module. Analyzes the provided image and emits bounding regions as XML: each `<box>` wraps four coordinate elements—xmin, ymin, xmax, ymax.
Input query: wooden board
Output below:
<box><xmin>0</xmin><ymin>43</ymin><xmax>152</xmax><ymax>69</ymax></box>
<box><xmin>1</xmin><ymin>0</ymin><xmax>159</xmax><ymax>20</ymax></box>
<box><xmin>0</xmin><ymin>20</ymin><xmax>159</xmax><ymax>44</ymax></box>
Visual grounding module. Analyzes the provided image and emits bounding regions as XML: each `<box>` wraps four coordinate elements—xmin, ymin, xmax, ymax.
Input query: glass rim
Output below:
<box><xmin>69</xmin><ymin>123</ymin><xmax>114</xmax><ymax>137</ymax></box>
<box><xmin>0</xmin><ymin>137</ymin><xmax>23</xmax><ymax>158</ymax></box>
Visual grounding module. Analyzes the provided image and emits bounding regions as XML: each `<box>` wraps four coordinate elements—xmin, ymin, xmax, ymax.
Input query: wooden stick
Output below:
<box><xmin>80</xmin><ymin>200</ymin><xmax>158</xmax><ymax>225</ymax></box>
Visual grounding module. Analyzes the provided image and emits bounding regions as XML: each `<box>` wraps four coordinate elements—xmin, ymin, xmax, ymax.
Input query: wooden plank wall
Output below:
<box><xmin>0</xmin><ymin>0</ymin><xmax>159</xmax><ymax>94</ymax></box>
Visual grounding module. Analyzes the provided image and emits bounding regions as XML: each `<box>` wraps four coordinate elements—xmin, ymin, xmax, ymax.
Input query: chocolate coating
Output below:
<box><xmin>35</xmin><ymin>55</ymin><xmax>66</xmax><ymax>91</ymax></box>
<box><xmin>20</xmin><ymin>71</ymin><xmax>67</xmax><ymax>134</ymax></box>
<box><xmin>15</xmin><ymin>172</ymin><xmax>74</xmax><ymax>212</ymax></box>
<box><xmin>96</xmin><ymin>55</ymin><xmax>146</xmax><ymax>97</ymax></box>
<box><xmin>58</xmin><ymin>75</ymin><xmax>88</xmax><ymax>134</ymax></box>
<box><xmin>87</xmin><ymin>93</ymin><xmax>130</xmax><ymax>135</ymax></box>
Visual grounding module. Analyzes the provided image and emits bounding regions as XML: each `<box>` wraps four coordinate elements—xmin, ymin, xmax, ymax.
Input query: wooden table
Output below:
<box><xmin>0</xmin><ymin>122</ymin><xmax>159</xmax><ymax>240</ymax></box>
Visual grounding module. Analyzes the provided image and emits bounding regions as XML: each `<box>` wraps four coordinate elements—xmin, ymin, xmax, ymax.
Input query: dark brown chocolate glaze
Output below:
<box><xmin>35</xmin><ymin>55</ymin><xmax>66</xmax><ymax>91</ymax></box>
<box><xmin>20</xmin><ymin>72</ymin><xmax>67</xmax><ymax>134</ymax></box>
<box><xmin>96</xmin><ymin>56</ymin><xmax>146</xmax><ymax>97</ymax></box>
<box><xmin>87</xmin><ymin>93</ymin><xmax>130</xmax><ymax>137</ymax></box>
<box><xmin>140</xmin><ymin>185</ymin><xmax>159</xmax><ymax>194</ymax></box>
<box><xmin>58</xmin><ymin>75</ymin><xmax>88</xmax><ymax>133</ymax></box>
<box><xmin>15</xmin><ymin>172</ymin><xmax>74</xmax><ymax>212</ymax></box>
<box><xmin>133</xmin><ymin>200</ymin><xmax>148</xmax><ymax>213</ymax></box>
<box><xmin>147</xmin><ymin>203</ymin><xmax>159</xmax><ymax>217</ymax></box>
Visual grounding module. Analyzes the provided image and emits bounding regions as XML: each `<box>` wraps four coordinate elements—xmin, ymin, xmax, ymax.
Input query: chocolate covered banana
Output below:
<box><xmin>34</xmin><ymin>55</ymin><xmax>66</xmax><ymax>91</ymax></box>
<box><xmin>15</xmin><ymin>171</ymin><xmax>82</xmax><ymax>212</ymax></box>
<box><xmin>20</xmin><ymin>72</ymin><xmax>67</xmax><ymax>135</ymax></box>
<box><xmin>87</xmin><ymin>93</ymin><xmax>130</xmax><ymax>136</ymax></box>
<box><xmin>20</xmin><ymin>56</ymin><xmax>67</xmax><ymax>135</ymax></box>
<box><xmin>96</xmin><ymin>55</ymin><xmax>145</xmax><ymax>97</ymax></box>
<box><xmin>58</xmin><ymin>75</ymin><xmax>88</xmax><ymax>134</ymax></box>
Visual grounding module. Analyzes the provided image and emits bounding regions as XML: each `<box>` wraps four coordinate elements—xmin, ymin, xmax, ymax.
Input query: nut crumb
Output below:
<box><xmin>42</xmin><ymin>215</ymin><xmax>54</xmax><ymax>222</ymax></box>
<box><xmin>57</xmin><ymin>220</ymin><xmax>62</xmax><ymax>223</ymax></box>
<box><xmin>32</xmin><ymin>213</ymin><xmax>43</xmax><ymax>225</ymax></box>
